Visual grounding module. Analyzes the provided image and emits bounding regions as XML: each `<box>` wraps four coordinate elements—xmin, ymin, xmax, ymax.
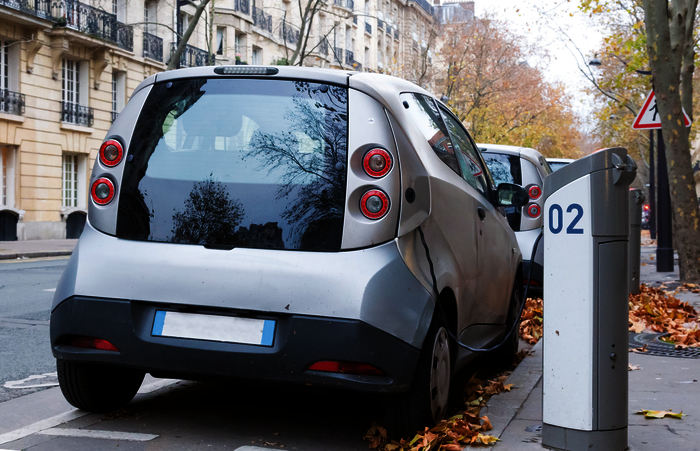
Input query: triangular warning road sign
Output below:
<box><xmin>632</xmin><ymin>91</ymin><xmax>691</xmax><ymax>129</ymax></box>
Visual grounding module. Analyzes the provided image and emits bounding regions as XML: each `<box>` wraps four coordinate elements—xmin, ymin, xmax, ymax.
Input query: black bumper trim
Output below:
<box><xmin>50</xmin><ymin>296</ymin><xmax>421</xmax><ymax>393</ymax></box>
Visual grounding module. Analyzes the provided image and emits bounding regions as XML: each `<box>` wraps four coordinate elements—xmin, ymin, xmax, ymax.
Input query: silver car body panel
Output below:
<box><xmin>53</xmin><ymin>222</ymin><xmax>433</xmax><ymax>348</ymax></box>
<box><xmin>341</xmin><ymin>89</ymin><xmax>401</xmax><ymax>249</ymax></box>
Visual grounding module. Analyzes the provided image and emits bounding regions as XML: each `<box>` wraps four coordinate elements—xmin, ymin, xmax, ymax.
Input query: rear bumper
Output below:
<box><xmin>50</xmin><ymin>296</ymin><xmax>421</xmax><ymax>393</ymax></box>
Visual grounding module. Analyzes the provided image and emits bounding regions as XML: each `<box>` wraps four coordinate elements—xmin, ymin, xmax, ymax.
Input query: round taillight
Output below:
<box><xmin>527</xmin><ymin>185</ymin><xmax>542</xmax><ymax>200</ymax></box>
<box><xmin>99</xmin><ymin>139</ymin><xmax>123</xmax><ymax>167</ymax></box>
<box><xmin>360</xmin><ymin>189</ymin><xmax>390</xmax><ymax>220</ymax></box>
<box><xmin>363</xmin><ymin>148</ymin><xmax>392</xmax><ymax>178</ymax></box>
<box><xmin>91</xmin><ymin>178</ymin><xmax>115</xmax><ymax>205</ymax></box>
<box><xmin>526</xmin><ymin>203</ymin><xmax>541</xmax><ymax>218</ymax></box>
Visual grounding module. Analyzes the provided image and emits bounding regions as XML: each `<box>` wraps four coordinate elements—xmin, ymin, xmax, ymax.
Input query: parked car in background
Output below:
<box><xmin>51</xmin><ymin>66</ymin><xmax>528</xmax><ymax>437</ymax></box>
<box><xmin>546</xmin><ymin>158</ymin><xmax>574</xmax><ymax>172</ymax></box>
<box><xmin>642</xmin><ymin>204</ymin><xmax>650</xmax><ymax>230</ymax></box>
<box><xmin>480</xmin><ymin>144</ymin><xmax>552</xmax><ymax>295</ymax></box>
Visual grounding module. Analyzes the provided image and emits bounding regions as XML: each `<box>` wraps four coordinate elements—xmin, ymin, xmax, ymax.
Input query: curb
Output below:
<box><xmin>0</xmin><ymin>251</ymin><xmax>73</xmax><ymax>261</ymax></box>
<box><xmin>481</xmin><ymin>340</ymin><xmax>543</xmax><ymax>439</ymax></box>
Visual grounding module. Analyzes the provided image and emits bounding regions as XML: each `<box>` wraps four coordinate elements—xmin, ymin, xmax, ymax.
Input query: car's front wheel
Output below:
<box><xmin>383</xmin><ymin>316</ymin><xmax>451</xmax><ymax>438</ymax></box>
<box><xmin>57</xmin><ymin>359</ymin><xmax>145</xmax><ymax>412</ymax></box>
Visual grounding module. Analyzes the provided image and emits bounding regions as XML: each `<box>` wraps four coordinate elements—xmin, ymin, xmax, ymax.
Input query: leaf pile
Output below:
<box><xmin>629</xmin><ymin>284</ymin><xmax>699</xmax><ymax>348</ymax></box>
<box><xmin>364</xmin><ymin>375</ymin><xmax>514</xmax><ymax>450</ymax></box>
<box><xmin>519</xmin><ymin>297</ymin><xmax>543</xmax><ymax>345</ymax></box>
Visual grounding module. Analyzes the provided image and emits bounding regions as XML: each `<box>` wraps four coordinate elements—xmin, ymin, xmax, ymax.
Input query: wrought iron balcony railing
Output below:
<box><xmin>365</xmin><ymin>22</ymin><xmax>371</xmax><ymax>34</ymax></box>
<box><xmin>410</xmin><ymin>0</ymin><xmax>433</xmax><ymax>15</ymax></box>
<box><xmin>0</xmin><ymin>89</ymin><xmax>25</xmax><ymax>116</ymax></box>
<box><xmin>234</xmin><ymin>0</ymin><xmax>249</xmax><ymax>14</ymax></box>
<box><xmin>143</xmin><ymin>31</ymin><xmax>163</xmax><ymax>62</ymax></box>
<box><xmin>61</xmin><ymin>101</ymin><xmax>94</xmax><ymax>127</ymax></box>
<box><xmin>252</xmin><ymin>6</ymin><xmax>272</xmax><ymax>33</ymax></box>
<box><xmin>352</xmin><ymin>61</ymin><xmax>362</xmax><ymax>71</ymax></box>
<box><xmin>394</xmin><ymin>28</ymin><xmax>399</xmax><ymax>40</ymax></box>
<box><xmin>170</xmin><ymin>42</ymin><xmax>210</xmax><ymax>68</ymax></box>
<box><xmin>333</xmin><ymin>0</ymin><xmax>343</xmax><ymax>6</ymax></box>
<box><xmin>52</xmin><ymin>0</ymin><xmax>132</xmax><ymax>51</ymax></box>
<box><xmin>0</xmin><ymin>0</ymin><xmax>51</xmax><ymax>20</ymax></box>
<box><xmin>377</xmin><ymin>19</ymin><xmax>384</xmax><ymax>30</ymax></box>
<box><xmin>317</xmin><ymin>38</ymin><xmax>329</xmax><ymax>56</ymax></box>
<box><xmin>344</xmin><ymin>49</ymin><xmax>354</xmax><ymax>66</ymax></box>
<box><xmin>279</xmin><ymin>20</ymin><xmax>299</xmax><ymax>45</ymax></box>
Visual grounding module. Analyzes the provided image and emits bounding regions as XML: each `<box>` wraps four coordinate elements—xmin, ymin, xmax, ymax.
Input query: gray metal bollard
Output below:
<box><xmin>629</xmin><ymin>189</ymin><xmax>645</xmax><ymax>294</ymax></box>
<box><xmin>542</xmin><ymin>148</ymin><xmax>637</xmax><ymax>451</ymax></box>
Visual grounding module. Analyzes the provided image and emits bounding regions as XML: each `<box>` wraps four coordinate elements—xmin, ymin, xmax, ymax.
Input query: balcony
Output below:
<box><xmin>0</xmin><ymin>89</ymin><xmax>25</xmax><ymax>116</ymax></box>
<box><xmin>143</xmin><ymin>31</ymin><xmax>162</xmax><ymax>62</ymax></box>
<box><xmin>333</xmin><ymin>47</ymin><xmax>343</xmax><ymax>63</ymax></box>
<box><xmin>317</xmin><ymin>38</ymin><xmax>329</xmax><ymax>56</ymax></box>
<box><xmin>0</xmin><ymin>0</ymin><xmax>51</xmax><ymax>20</ymax></box>
<box><xmin>279</xmin><ymin>20</ymin><xmax>299</xmax><ymax>45</ymax></box>
<box><xmin>344</xmin><ymin>49</ymin><xmax>354</xmax><ymax>66</ymax></box>
<box><xmin>410</xmin><ymin>0</ymin><xmax>433</xmax><ymax>15</ymax></box>
<box><xmin>61</xmin><ymin>101</ymin><xmax>93</xmax><ymax>127</ymax></box>
<box><xmin>234</xmin><ymin>0</ymin><xmax>249</xmax><ymax>15</ymax></box>
<box><xmin>170</xmin><ymin>42</ymin><xmax>210</xmax><ymax>68</ymax></box>
<box><xmin>365</xmin><ymin>22</ymin><xmax>371</xmax><ymax>34</ymax></box>
<box><xmin>352</xmin><ymin>61</ymin><xmax>362</xmax><ymax>71</ymax></box>
<box><xmin>52</xmin><ymin>0</ymin><xmax>133</xmax><ymax>51</ymax></box>
<box><xmin>252</xmin><ymin>6</ymin><xmax>271</xmax><ymax>33</ymax></box>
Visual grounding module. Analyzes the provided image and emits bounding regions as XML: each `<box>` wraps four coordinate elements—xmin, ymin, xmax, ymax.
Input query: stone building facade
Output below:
<box><xmin>0</xmin><ymin>0</ymin><xmax>436</xmax><ymax>240</ymax></box>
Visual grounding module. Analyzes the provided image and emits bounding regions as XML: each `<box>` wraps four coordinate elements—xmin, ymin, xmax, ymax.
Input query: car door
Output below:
<box><xmin>438</xmin><ymin>107</ymin><xmax>514</xmax><ymax>325</ymax></box>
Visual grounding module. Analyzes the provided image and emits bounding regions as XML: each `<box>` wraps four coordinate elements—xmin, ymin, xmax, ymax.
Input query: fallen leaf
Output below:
<box><xmin>480</xmin><ymin>416</ymin><xmax>493</xmax><ymax>432</ymax></box>
<box><xmin>636</xmin><ymin>409</ymin><xmax>686</xmax><ymax>419</ymax></box>
<box><xmin>628</xmin><ymin>364</ymin><xmax>641</xmax><ymax>371</ymax></box>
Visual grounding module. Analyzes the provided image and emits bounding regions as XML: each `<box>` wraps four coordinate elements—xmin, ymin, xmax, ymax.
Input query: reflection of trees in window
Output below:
<box><xmin>245</xmin><ymin>82</ymin><xmax>347</xmax><ymax>249</ymax></box>
<box><xmin>118</xmin><ymin>80</ymin><xmax>208</xmax><ymax>240</ymax></box>
<box><xmin>170</xmin><ymin>176</ymin><xmax>245</xmax><ymax>246</ymax></box>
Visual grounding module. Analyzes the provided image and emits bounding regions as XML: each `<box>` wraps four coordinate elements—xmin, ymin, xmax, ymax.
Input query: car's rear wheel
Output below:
<box><xmin>490</xmin><ymin>284</ymin><xmax>522</xmax><ymax>367</ymax></box>
<box><xmin>383</xmin><ymin>315</ymin><xmax>451</xmax><ymax>438</ymax></box>
<box><xmin>57</xmin><ymin>359</ymin><xmax>145</xmax><ymax>412</ymax></box>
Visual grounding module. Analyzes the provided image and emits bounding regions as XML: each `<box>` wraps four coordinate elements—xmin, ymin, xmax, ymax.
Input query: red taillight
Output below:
<box><xmin>526</xmin><ymin>203</ymin><xmax>541</xmax><ymax>218</ymax></box>
<box><xmin>68</xmin><ymin>336</ymin><xmax>119</xmax><ymax>352</ymax></box>
<box><xmin>524</xmin><ymin>279</ymin><xmax>541</xmax><ymax>287</ymax></box>
<box><xmin>527</xmin><ymin>185</ymin><xmax>542</xmax><ymax>200</ymax></box>
<box><xmin>99</xmin><ymin>139</ymin><xmax>124</xmax><ymax>167</ymax></box>
<box><xmin>363</xmin><ymin>148</ymin><xmax>392</xmax><ymax>178</ymax></box>
<box><xmin>360</xmin><ymin>189</ymin><xmax>390</xmax><ymax>220</ymax></box>
<box><xmin>309</xmin><ymin>361</ymin><xmax>384</xmax><ymax>376</ymax></box>
<box><xmin>91</xmin><ymin>178</ymin><xmax>115</xmax><ymax>205</ymax></box>
<box><xmin>644</xmin><ymin>204</ymin><xmax>650</xmax><ymax>211</ymax></box>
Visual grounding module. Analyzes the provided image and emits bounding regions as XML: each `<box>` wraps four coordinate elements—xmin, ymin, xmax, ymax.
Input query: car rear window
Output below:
<box><xmin>117</xmin><ymin>78</ymin><xmax>348</xmax><ymax>251</ymax></box>
<box><xmin>482</xmin><ymin>153</ymin><xmax>522</xmax><ymax>186</ymax></box>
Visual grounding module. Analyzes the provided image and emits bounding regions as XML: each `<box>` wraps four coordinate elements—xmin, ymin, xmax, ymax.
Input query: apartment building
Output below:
<box><xmin>0</xmin><ymin>0</ymin><xmax>435</xmax><ymax>240</ymax></box>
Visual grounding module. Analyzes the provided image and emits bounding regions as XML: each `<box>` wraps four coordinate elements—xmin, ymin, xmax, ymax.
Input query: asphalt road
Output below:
<box><xmin>0</xmin><ymin>257</ymin><xmax>69</xmax><ymax>402</ymax></box>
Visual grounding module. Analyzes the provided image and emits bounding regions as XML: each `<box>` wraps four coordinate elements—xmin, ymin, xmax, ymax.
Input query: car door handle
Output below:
<box><xmin>477</xmin><ymin>207</ymin><xmax>486</xmax><ymax>220</ymax></box>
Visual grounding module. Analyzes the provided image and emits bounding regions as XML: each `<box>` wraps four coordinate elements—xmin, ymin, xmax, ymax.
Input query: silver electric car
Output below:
<box><xmin>51</xmin><ymin>66</ymin><xmax>526</xmax><ymax>436</ymax></box>
<box><xmin>479</xmin><ymin>144</ymin><xmax>552</xmax><ymax>294</ymax></box>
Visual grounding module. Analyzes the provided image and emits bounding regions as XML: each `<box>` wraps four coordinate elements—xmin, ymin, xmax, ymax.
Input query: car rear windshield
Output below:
<box><xmin>482</xmin><ymin>153</ymin><xmax>522</xmax><ymax>186</ymax></box>
<box><xmin>117</xmin><ymin>78</ymin><xmax>348</xmax><ymax>251</ymax></box>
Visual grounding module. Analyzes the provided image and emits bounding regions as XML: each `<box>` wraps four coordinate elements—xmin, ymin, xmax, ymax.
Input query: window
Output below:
<box><xmin>216</xmin><ymin>27</ymin><xmax>225</xmax><ymax>55</ymax></box>
<box><xmin>178</xmin><ymin>12</ymin><xmax>190</xmax><ymax>36</ymax></box>
<box><xmin>144</xmin><ymin>1</ymin><xmax>156</xmax><ymax>34</ymax></box>
<box><xmin>63</xmin><ymin>154</ymin><xmax>78</xmax><ymax>208</ymax></box>
<box><xmin>62</xmin><ymin>59</ymin><xmax>79</xmax><ymax>105</ymax></box>
<box><xmin>439</xmin><ymin>107</ymin><xmax>489</xmax><ymax>195</ymax></box>
<box><xmin>0</xmin><ymin>40</ymin><xmax>7</xmax><ymax>90</ymax></box>
<box><xmin>252</xmin><ymin>46</ymin><xmax>262</xmax><ymax>64</ymax></box>
<box><xmin>112</xmin><ymin>0</ymin><xmax>117</xmax><ymax>14</ymax></box>
<box><xmin>235</xmin><ymin>34</ymin><xmax>244</xmax><ymax>57</ymax></box>
<box><xmin>111</xmin><ymin>71</ymin><xmax>126</xmax><ymax>121</ymax></box>
<box><xmin>399</xmin><ymin>93</ymin><xmax>460</xmax><ymax>176</ymax></box>
<box><xmin>1</xmin><ymin>147</ymin><xmax>7</xmax><ymax>206</ymax></box>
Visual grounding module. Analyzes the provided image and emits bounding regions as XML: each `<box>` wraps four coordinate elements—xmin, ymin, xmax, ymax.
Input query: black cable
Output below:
<box><xmin>417</xmin><ymin>225</ymin><xmax>544</xmax><ymax>353</ymax></box>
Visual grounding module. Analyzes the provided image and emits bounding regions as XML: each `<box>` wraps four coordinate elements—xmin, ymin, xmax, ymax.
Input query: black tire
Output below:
<box><xmin>57</xmin><ymin>359</ymin><xmax>145</xmax><ymax>412</ymax></box>
<box><xmin>490</xmin><ymin>284</ymin><xmax>522</xmax><ymax>367</ymax></box>
<box><xmin>383</xmin><ymin>315</ymin><xmax>451</xmax><ymax>438</ymax></box>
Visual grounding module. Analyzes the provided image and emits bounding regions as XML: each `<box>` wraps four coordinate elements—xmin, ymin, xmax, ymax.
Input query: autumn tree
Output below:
<box><xmin>642</xmin><ymin>0</ymin><xmax>700</xmax><ymax>282</ymax></box>
<box><xmin>436</xmin><ymin>16</ymin><xmax>582</xmax><ymax>158</ymax></box>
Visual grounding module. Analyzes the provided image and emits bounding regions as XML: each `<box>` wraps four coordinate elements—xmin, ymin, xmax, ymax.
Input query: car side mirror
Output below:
<box><xmin>497</xmin><ymin>183</ymin><xmax>528</xmax><ymax>207</ymax></box>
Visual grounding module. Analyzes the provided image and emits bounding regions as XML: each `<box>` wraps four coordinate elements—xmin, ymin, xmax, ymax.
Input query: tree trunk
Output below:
<box><xmin>167</xmin><ymin>0</ymin><xmax>212</xmax><ymax>70</ymax></box>
<box><xmin>643</xmin><ymin>0</ymin><xmax>700</xmax><ymax>282</ymax></box>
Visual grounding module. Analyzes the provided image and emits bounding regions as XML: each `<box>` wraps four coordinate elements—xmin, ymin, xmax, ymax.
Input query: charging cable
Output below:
<box><xmin>416</xmin><ymin>225</ymin><xmax>544</xmax><ymax>353</ymax></box>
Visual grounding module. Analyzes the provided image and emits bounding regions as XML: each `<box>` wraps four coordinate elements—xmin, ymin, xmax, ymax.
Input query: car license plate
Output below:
<box><xmin>152</xmin><ymin>311</ymin><xmax>275</xmax><ymax>346</ymax></box>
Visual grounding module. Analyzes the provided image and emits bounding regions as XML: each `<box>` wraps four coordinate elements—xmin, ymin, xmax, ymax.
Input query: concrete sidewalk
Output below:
<box><xmin>0</xmin><ymin>240</ymin><xmax>77</xmax><ymax>260</ymax></box>
<box><xmin>488</xmin><ymin>243</ymin><xmax>700</xmax><ymax>450</ymax></box>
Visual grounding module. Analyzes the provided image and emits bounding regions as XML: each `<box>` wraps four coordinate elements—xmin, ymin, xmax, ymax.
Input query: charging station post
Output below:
<box><xmin>541</xmin><ymin>148</ymin><xmax>637</xmax><ymax>451</ymax></box>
